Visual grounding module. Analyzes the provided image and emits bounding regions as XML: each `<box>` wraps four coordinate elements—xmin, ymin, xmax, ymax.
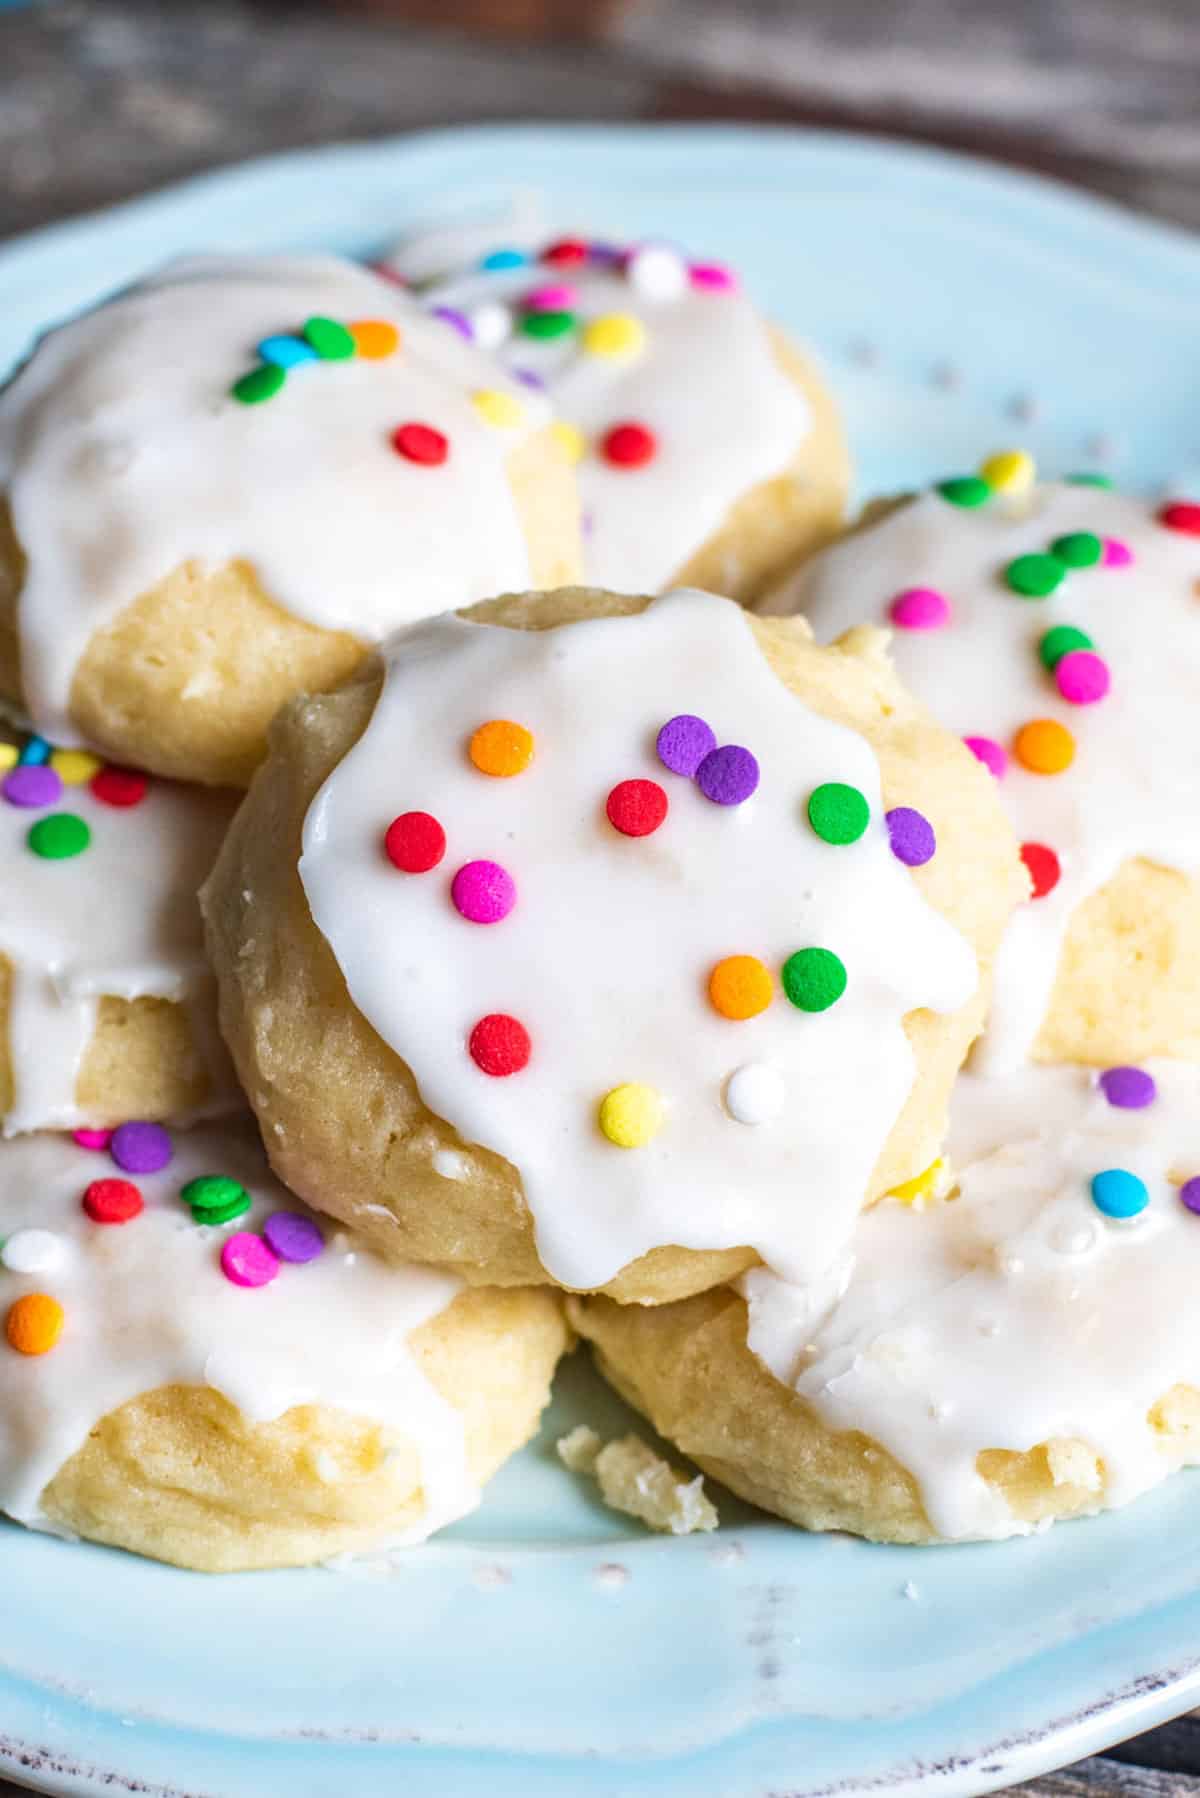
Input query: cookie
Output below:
<box><xmin>0</xmin><ymin>254</ymin><xmax>581</xmax><ymax>786</ymax></box>
<box><xmin>203</xmin><ymin>584</ymin><xmax>1022</xmax><ymax>1304</ymax></box>
<box><xmin>396</xmin><ymin>228</ymin><xmax>849</xmax><ymax>601</ymax></box>
<box><xmin>774</xmin><ymin>461</ymin><xmax>1200</xmax><ymax>1072</ymax></box>
<box><xmin>571</xmin><ymin>1058</ymin><xmax>1200</xmax><ymax>1543</ymax></box>
<box><xmin>0</xmin><ymin>730</ymin><xmax>237</xmax><ymax>1134</ymax></box>
<box><xmin>0</xmin><ymin>1119</ymin><xmax>567</xmax><ymax>1571</ymax></box>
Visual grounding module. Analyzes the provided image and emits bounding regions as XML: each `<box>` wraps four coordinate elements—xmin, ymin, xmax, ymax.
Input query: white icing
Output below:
<box><xmin>0</xmin><ymin>764</ymin><xmax>238</xmax><ymax>1134</ymax></box>
<box><xmin>299</xmin><ymin>589</ymin><xmax>976</xmax><ymax>1290</ymax></box>
<box><xmin>784</xmin><ymin>482</ymin><xmax>1200</xmax><ymax>1072</ymax></box>
<box><xmin>0</xmin><ymin>1119</ymin><xmax>474</xmax><ymax>1542</ymax></box>
<box><xmin>743</xmin><ymin>1061</ymin><xmax>1200</xmax><ymax>1540</ymax></box>
<box><xmin>0</xmin><ymin>255</ymin><xmax>550</xmax><ymax>746</ymax></box>
<box><xmin>416</xmin><ymin>235</ymin><xmax>810</xmax><ymax>593</ymax></box>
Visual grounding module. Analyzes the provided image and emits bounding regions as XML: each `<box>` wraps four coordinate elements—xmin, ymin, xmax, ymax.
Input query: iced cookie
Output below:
<box><xmin>0</xmin><ymin>254</ymin><xmax>581</xmax><ymax>786</ymax></box>
<box><xmin>775</xmin><ymin>461</ymin><xmax>1200</xmax><ymax>1072</ymax></box>
<box><xmin>203</xmin><ymin>585</ymin><xmax>1022</xmax><ymax>1305</ymax></box>
<box><xmin>0</xmin><ymin>1119</ymin><xmax>567</xmax><ymax>1571</ymax></box>
<box><xmin>572</xmin><ymin>1058</ymin><xmax>1200</xmax><ymax>1543</ymax></box>
<box><xmin>0</xmin><ymin>729</ymin><xmax>237</xmax><ymax>1135</ymax></box>
<box><xmin>396</xmin><ymin>228</ymin><xmax>848</xmax><ymax>600</ymax></box>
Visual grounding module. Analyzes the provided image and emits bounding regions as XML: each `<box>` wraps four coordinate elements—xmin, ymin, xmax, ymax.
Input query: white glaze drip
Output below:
<box><xmin>0</xmin><ymin>255</ymin><xmax>549</xmax><ymax>745</ymax></box>
<box><xmin>299</xmin><ymin>590</ymin><xmax>976</xmax><ymax>1290</ymax></box>
<box><xmin>743</xmin><ymin>1061</ymin><xmax>1200</xmax><ymax>1540</ymax></box>
<box><xmin>0</xmin><ymin>771</ymin><xmax>238</xmax><ymax>1133</ymax></box>
<box><xmin>414</xmin><ymin>234</ymin><xmax>810</xmax><ymax>592</ymax></box>
<box><xmin>0</xmin><ymin>1120</ymin><xmax>473</xmax><ymax>1540</ymax></box>
<box><xmin>781</xmin><ymin>483</ymin><xmax>1200</xmax><ymax>1072</ymax></box>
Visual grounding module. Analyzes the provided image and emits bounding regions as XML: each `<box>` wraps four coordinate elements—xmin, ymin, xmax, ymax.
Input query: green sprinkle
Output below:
<box><xmin>520</xmin><ymin>310</ymin><xmax>576</xmax><ymax>340</ymax></box>
<box><xmin>936</xmin><ymin>476</ymin><xmax>992</xmax><ymax>509</ymax></box>
<box><xmin>1005</xmin><ymin>553</ymin><xmax>1066</xmax><ymax>598</ymax></box>
<box><xmin>182</xmin><ymin>1175</ymin><xmax>249</xmax><ymax>1216</ymax></box>
<box><xmin>1038</xmin><ymin>624</ymin><xmax>1095</xmax><ymax>671</ymax></box>
<box><xmin>781</xmin><ymin>947</ymin><xmax>847</xmax><ymax>1013</ymax></box>
<box><xmin>303</xmin><ymin>316</ymin><xmax>355</xmax><ymax>360</ymax></box>
<box><xmin>232</xmin><ymin>364</ymin><xmax>286</xmax><ymax>406</ymax></box>
<box><xmin>27</xmin><ymin>813</ymin><xmax>90</xmax><ymax>860</ymax></box>
<box><xmin>1067</xmin><ymin>472</ymin><xmax>1114</xmax><ymax>488</ymax></box>
<box><xmin>1050</xmin><ymin>530</ymin><xmax>1104</xmax><ymax>569</ymax></box>
<box><xmin>807</xmin><ymin>782</ymin><xmax>870</xmax><ymax>846</ymax></box>
<box><xmin>192</xmin><ymin>1193</ymin><xmax>252</xmax><ymax>1227</ymax></box>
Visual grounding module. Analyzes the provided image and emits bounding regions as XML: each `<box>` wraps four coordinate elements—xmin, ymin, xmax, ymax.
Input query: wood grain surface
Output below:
<box><xmin>1</xmin><ymin>1</ymin><xmax>1198</xmax><ymax>1792</ymax></box>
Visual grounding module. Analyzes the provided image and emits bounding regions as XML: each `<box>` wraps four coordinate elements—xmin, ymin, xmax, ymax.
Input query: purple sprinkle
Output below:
<box><xmin>1098</xmin><ymin>1066</ymin><xmax>1157</xmax><ymax>1111</ymax></box>
<box><xmin>1181</xmin><ymin>1178</ymin><xmax>1200</xmax><ymax>1216</ymax></box>
<box><xmin>262</xmin><ymin>1210</ymin><xmax>325</xmax><ymax>1264</ymax></box>
<box><xmin>431</xmin><ymin>305</ymin><xmax>473</xmax><ymax>341</ymax></box>
<box><xmin>886</xmin><ymin>806</ymin><xmax>937</xmax><ymax>868</ymax></box>
<box><xmin>110</xmin><ymin>1120</ymin><xmax>173</xmax><ymax>1175</ymax></box>
<box><xmin>3</xmin><ymin>764</ymin><xmax>62</xmax><ymax>809</ymax></box>
<box><xmin>589</xmin><ymin>241</ymin><xmax>624</xmax><ymax>267</ymax></box>
<box><xmin>656</xmin><ymin>714</ymin><xmax>717</xmax><ymax>778</ymax></box>
<box><xmin>513</xmin><ymin>367</ymin><xmax>546</xmax><ymax>390</ymax></box>
<box><xmin>696</xmin><ymin>744</ymin><xmax>759</xmax><ymax>807</ymax></box>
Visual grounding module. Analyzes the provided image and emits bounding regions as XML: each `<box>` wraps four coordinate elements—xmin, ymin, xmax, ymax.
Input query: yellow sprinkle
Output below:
<box><xmin>50</xmin><ymin>748</ymin><xmax>102</xmax><ymax>785</ymax></box>
<box><xmin>472</xmin><ymin>389</ymin><xmax>525</xmax><ymax>430</ymax></box>
<box><xmin>979</xmin><ymin>449</ymin><xmax>1035</xmax><ymax>495</ymax></box>
<box><xmin>550</xmin><ymin>421</ymin><xmax>587</xmax><ymax>465</ymax></box>
<box><xmin>599</xmin><ymin>1083</ymin><xmax>664</xmax><ymax>1149</ymax></box>
<box><xmin>0</xmin><ymin>744</ymin><xmax>17</xmax><ymax>774</ymax></box>
<box><xmin>583</xmin><ymin>313</ymin><xmax>647</xmax><ymax>360</ymax></box>
<box><xmin>890</xmin><ymin>1159</ymin><xmax>945</xmax><ymax>1207</ymax></box>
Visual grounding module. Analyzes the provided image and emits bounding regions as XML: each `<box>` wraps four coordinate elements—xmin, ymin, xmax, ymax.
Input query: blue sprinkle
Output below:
<box><xmin>478</xmin><ymin>248</ymin><xmax>528</xmax><ymax>272</ymax></box>
<box><xmin>1090</xmin><ymin>1168</ymin><xmax>1149</xmax><ymax>1220</ymax></box>
<box><xmin>18</xmin><ymin>736</ymin><xmax>51</xmax><ymax>766</ymax></box>
<box><xmin>258</xmin><ymin>335</ymin><xmax>319</xmax><ymax>369</ymax></box>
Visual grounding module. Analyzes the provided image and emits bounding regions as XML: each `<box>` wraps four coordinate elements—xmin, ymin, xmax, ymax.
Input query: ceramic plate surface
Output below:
<box><xmin>2</xmin><ymin>125</ymin><xmax>1200</xmax><ymax>1798</ymax></box>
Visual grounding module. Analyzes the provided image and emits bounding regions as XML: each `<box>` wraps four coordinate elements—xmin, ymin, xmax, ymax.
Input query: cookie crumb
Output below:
<box><xmin>560</xmin><ymin>1427</ymin><xmax>718</xmax><ymax>1534</ymax></box>
<box><xmin>557</xmin><ymin>1423</ymin><xmax>603</xmax><ymax>1474</ymax></box>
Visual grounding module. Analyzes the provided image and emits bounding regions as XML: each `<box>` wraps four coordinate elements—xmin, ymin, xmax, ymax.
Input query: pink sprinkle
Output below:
<box><xmin>524</xmin><ymin>284</ymin><xmax>577</xmax><ymax>311</ymax></box>
<box><xmin>1056</xmin><ymin>649</ymin><xmax>1111</xmax><ymax>705</ymax></box>
<box><xmin>72</xmin><ymin>1127</ymin><xmax>113</xmax><ymax>1151</ymax></box>
<box><xmin>889</xmin><ymin>587</ymin><xmax>951</xmax><ymax>631</ymax></box>
<box><xmin>689</xmin><ymin>261</ymin><xmax>737</xmax><ymax>292</ymax></box>
<box><xmin>451</xmin><ymin>859</ymin><xmax>517</xmax><ymax>925</ymax></box>
<box><xmin>220</xmin><ymin>1232</ymin><xmax>280</xmax><ymax>1289</ymax></box>
<box><xmin>1103</xmin><ymin>537</ymin><xmax>1134</xmax><ymax>567</ymax></box>
<box><xmin>964</xmin><ymin>735</ymin><xmax>1008</xmax><ymax>779</ymax></box>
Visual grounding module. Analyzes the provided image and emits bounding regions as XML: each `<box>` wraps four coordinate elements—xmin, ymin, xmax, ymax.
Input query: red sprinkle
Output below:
<box><xmin>469</xmin><ymin>1013</ymin><xmax>532</xmax><ymax>1077</ymax></box>
<box><xmin>91</xmin><ymin>766</ymin><xmax>148</xmax><ymax>808</ymax></box>
<box><xmin>83</xmin><ymin>1177</ymin><xmax>144</xmax><ymax>1225</ymax></box>
<box><xmin>1160</xmin><ymin>501</ymin><xmax>1200</xmax><ymax>536</ymax></box>
<box><xmin>606</xmin><ymin>778</ymin><xmax>669</xmax><ymax>837</ymax></box>
<box><xmin>1021</xmin><ymin>842</ymin><xmax>1061</xmax><ymax>899</ymax></box>
<box><xmin>392</xmin><ymin>422</ymin><xmax>449</xmax><ymax>465</ymax></box>
<box><xmin>541</xmin><ymin>237</ymin><xmax>588</xmax><ymax>267</ymax></box>
<box><xmin>384</xmin><ymin>811</ymin><xmax>446</xmax><ymax>874</ymax></box>
<box><xmin>602</xmin><ymin>422</ymin><xmax>657</xmax><ymax>468</ymax></box>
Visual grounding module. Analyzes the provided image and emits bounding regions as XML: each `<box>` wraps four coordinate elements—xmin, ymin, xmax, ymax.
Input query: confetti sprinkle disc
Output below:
<box><xmin>392</xmin><ymin>422</ymin><xmax>449</xmax><ymax>465</ymax></box>
<box><xmin>1020</xmin><ymin>842</ymin><xmax>1061</xmax><ymax>898</ymax></box>
<box><xmin>888</xmin><ymin>588</ymin><xmax>950</xmax><ymax>631</ymax></box>
<box><xmin>583</xmin><ymin>314</ymin><xmax>647</xmax><ymax>359</ymax></box>
<box><xmin>808</xmin><ymin>782</ymin><xmax>869</xmax><ymax>846</ymax></box>
<box><xmin>602</xmin><ymin>422</ymin><xmax>657</xmax><ymax>467</ymax></box>
<box><xmin>520</xmin><ymin>309</ymin><xmax>576</xmax><ymax>340</ymax></box>
<box><xmin>1055</xmin><ymin>650</ymin><xmax>1110</xmax><ymax>705</ymax></box>
<box><xmin>469</xmin><ymin>1014</ymin><xmax>532</xmax><ymax>1077</ymax></box>
<box><xmin>709</xmin><ymin>955</ymin><xmax>773</xmax><ymax>1020</ymax></box>
<box><xmin>182</xmin><ymin>1175</ymin><xmax>251</xmax><ymax>1225</ymax></box>
<box><xmin>3</xmin><ymin>765</ymin><xmax>62</xmax><ymax>809</ymax></box>
<box><xmin>606</xmin><ymin>778</ymin><xmax>668</xmax><ymax>838</ymax></box>
<box><xmin>599</xmin><ymin>1083</ymin><xmax>664</xmax><ymax>1149</ymax></box>
<box><xmin>350</xmin><ymin>319</ymin><xmax>400</xmax><ymax>359</ymax></box>
<box><xmin>28</xmin><ymin>813</ymin><xmax>90</xmax><ymax>859</ymax></box>
<box><xmin>1038</xmin><ymin>625</ymin><xmax>1093</xmax><ymax>671</ymax></box>
<box><xmin>886</xmin><ymin>807</ymin><xmax>936</xmax><ymax>867</ymax></box>
<box><xmin>1090</xmin><ymin>1168</ymin><xmax>1149</xmax><ymax>1220</ymax></box>
<box><xmin>1050</xmin><ymin>530</ymin><xmax>1104</xmax><ymax>569</ymax></box>
<box><xmin>0</xmin><ymin>1230</ymin><xmax>64</xmax><ymax>1275</ymax></box>
<box><xmin>221</xmin><ymin>1233</ymin><xmax>280</xmax><ymax>1290</ymax></box>
<box><xmin>1160</xmin><ymin>501</ymin><xmax>1200</xmax><ymax>535</ymax></box>
<box><xmin>964</xmin><ymin>736</ymin><xmax>1008</xmax><ymax>780</ymax></box>
<box><xmin>979</xmin><ymin>450</ymin><xmax>1034</xmax><ymax>494</ymax></box>
<box><xmin>303</xmin><ymin>316</ymin><xmax>355</xmax><ymax>360</ymax></box>
<box><xmin>696</xmin><ymin>744</ymin><xmax>759</xmax><ymax>806</ymax></box>
<box><xmin>472</xmin><ymin>389</ymin><xmax>525</xmax><ymax>430</ymax></box>
<box><xmin>451</xmin><ymin>860</ymin><xmax>517</xmax><ymax>925</ymax></box>
<box><xmin>1014</xmin><ymin>719</ymin><xmax>1075</xmax><ymax>775</ymax></box>
<box><xmin>263</xmin><ymin>1212</ymin><xmax>325</xmax><ymax>1264</ymax></box>
<box><xmin>469</xmin><ymin>719</ymin><xmax>535</xmax><ymax>778</ymax></box>
<box><xmin>656</xmin><ymin>714</ymin><xmax>716</xmax><ymax>777</ymax></box>
<box><xmin>724</xmin><ymin>1063</ymin><xmax>785</xmax><ymax>1125</ymax></box>
<box><xmin>1180</xmin><ymin>1178</ymin><xmax>1200</xmax><ymax>1216</ymax></box>
<box><xmin>50</xmin><ymin>749</ymin><xmax>101</xmax><ymax>785</ymax></box>
<box><xmin>83</xmin><ymin>1178</ymin><xmax>144</xmax><ymax>1225</ymax></box>
<box><xmin>1098</xmin><ymin>1066</ymin><xmax>1157</xmax><ymax>1111</ymax></box>
<box><xmin>232</xmin><ymin>365</ymin><xmax>285</xmax><ymax>406</ymax></box>
<box><xmin>110</xmin><ymin>1121</ymin><xmax>172</xmax><ymax>1175</ymax></box>
<box><xmin>937</xmin><ymin>476</ymin><xmax>991</xmax><ymax>508</ymax></box>
<box><xmin>6</xmin><ymin>1292</ymin><xmax>64</xmax><ymax>1356</ymax></box>
<box><xmin>384</xmin><ymin>811</ymin><xmax>446</xmax><ymax>874</ymax></box>
<box><xmin>1005</xmin><ymin>554</ymin><xmax>1065</xmax><ymax>599</ymax></box>
<box><xmin>91</xmin><ymin>766</ymin><xmax>148</xmax><ymax>808</ymax></box>
<box><xmin>782</xmin><ymin>947</ymin><xmax>847</xmax><ymax>1013</ymax></box>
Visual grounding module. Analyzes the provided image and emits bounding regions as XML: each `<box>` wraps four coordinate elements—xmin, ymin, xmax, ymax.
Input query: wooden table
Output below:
<box><xmin>2</xmin><ymin>2</ymin><xmax>1199</xmax><ymax>1793</ymax></box>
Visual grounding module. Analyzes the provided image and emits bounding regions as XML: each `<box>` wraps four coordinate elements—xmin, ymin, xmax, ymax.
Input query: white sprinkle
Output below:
<box><xmin>1</xmin><ymin>1228</ymin><xmax>67</xmax><ymax>1275</ymax></box>
<box><xmin>725</xmin><ymin>1063</ymin><xmax>785</xmax><ymax>1126</ymax></box>
<box><xmin>626</xmin><ymin>242</ymin><xmax>688</xmax><ymax>303</ymax></box>
<box><xmin>471</xmin><ymin>301</ymin><xmax>511</xmax><ymax>350</ymax></box>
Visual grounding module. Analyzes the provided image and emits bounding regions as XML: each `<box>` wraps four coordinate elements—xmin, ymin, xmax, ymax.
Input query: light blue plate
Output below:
<box><xmin>3</xmin><ymin>126</ymin><xmax>1200</xmax><ymax>1798</ymax></box>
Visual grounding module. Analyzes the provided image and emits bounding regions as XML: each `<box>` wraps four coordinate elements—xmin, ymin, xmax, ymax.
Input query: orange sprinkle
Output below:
<box><xmin>708</xmin><ymin>955</ymin><xmax>774</xmax><ymax>1020</ymax></box>
<box><xmin>1014</xmin><ymin>718</ymin><xmax>1075</xmax><ymax>775</ymax></box>
<box><xmin>469</xmin><ymin>719</ymin><xmax>535</xmax><ymax>778</ymax></box>
<box><xmin>6</xmin><ymin>1292</ymin><xmax>64</xmax><ymax>1357</ymax></box>
<box><xmin>349</xmin><ymin>319</ymin><xmax>400</xmax><ymax>360</ymax></box>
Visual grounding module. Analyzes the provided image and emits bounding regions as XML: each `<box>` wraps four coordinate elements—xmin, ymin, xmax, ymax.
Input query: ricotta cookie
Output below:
<box><xmin>0</xmin><ymin>1119</ymin><xmax>567</xmax><ymax>1571</ymax></box>
<box><xmin>571</xmin><ymin>1058</ymin><xmax>1200</xmax><ymax>1542</ymax></box>
<box><xmin>203</xmin><ymin>585</ymin><xmax>1021</xmax><ymax>1304</ymax></box>
<box><xmin>0</xmin><ymin>254</ymin><xmax>581</xmax><ymax>785</ymax></box>
<box><xmin>0</xmin><ymin>730</ymin><xmax>237</xmax><ymax>1134</ymax></box>
<box><xmin>777</xmin><ymin>460</ymin><xmax>1200</xmax><ymax>1072</ymax></box>
<box><xmin>399</xmin><ymin>228</ymin><xmax>848</xmax><ymax>600</ymax></box>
